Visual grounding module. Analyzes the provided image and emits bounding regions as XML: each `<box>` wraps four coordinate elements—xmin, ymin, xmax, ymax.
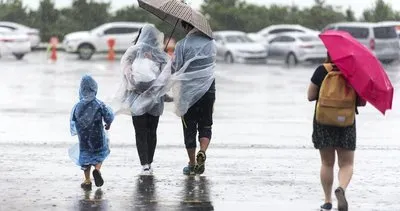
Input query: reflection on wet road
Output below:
<box><xmin>0</xmin><ymin>53</ymin><xmax>400</xmax><ymax>210</ymax></box>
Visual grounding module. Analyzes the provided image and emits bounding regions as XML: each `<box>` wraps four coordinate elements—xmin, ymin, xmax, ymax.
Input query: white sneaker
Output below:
<box><xmin>141</xmin><ymin>169</ymin><xmax>152</xmax><ymax>175</ymax></box>
<box><xmin>141</xmin><ymin>164</ymin><xmax>152</xmax><ymax>175</ymax></box>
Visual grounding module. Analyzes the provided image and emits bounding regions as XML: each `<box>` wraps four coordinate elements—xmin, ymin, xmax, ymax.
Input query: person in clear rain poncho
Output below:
<box><xmin>113</xmin><ymin>24</ymin><xmax>169</xmax><ymax>175</ymax></box>
<box><xmin>169</xmin><ymin>21</ymin><xmax>217</xmax><ymax>176</ymax></box>
<box><xmin>70</xmin><ymin>75</ymin><xmax>114</xmax><ymax>190</ymax></box>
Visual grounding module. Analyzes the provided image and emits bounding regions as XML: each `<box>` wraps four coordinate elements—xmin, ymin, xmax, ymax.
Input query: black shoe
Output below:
<box><xmin>194</xmin><ymin>151</ymin><xmax>206</xmax><ymax>175</ymax></box>
<box><xmin>93</xmin><ymin>169</ymin><xmax>104</xmax><ymax>187</ymax></box>
<box><xmin>320</xmin><ymin>202</ymin><xmax>332</xmax><ymax>211</ymax></box>
<box><xmin>335</xmin><ymin>187</ymin><xmax>348</xmax><ymax>211</ymax></box>
<box><xmin>80</xmin><ymin>181</ymin><xmax>92</xmax><ymax>190</ymax></box>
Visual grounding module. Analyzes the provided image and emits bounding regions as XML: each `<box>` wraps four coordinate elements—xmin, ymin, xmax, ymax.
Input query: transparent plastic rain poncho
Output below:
<box><xmin>113</xmin><ymin>24</ymin><xmax>169</xmax><ymax>116</ymax></box>
<box><xmin>69</xmin><ymin>75</ymin><xmax>114</xmax><ymax>167</ymax></box>
<box><xmin>168</xmin><ymin>32</ymin><xmax>217</xmax><ymax>116</ymax></box>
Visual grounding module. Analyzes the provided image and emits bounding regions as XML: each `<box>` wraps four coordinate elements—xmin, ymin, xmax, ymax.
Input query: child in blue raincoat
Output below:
<box><xmin>70</xmin><ymin>75</ymin><xmax>114</xmax><ymax>190</ymax></box>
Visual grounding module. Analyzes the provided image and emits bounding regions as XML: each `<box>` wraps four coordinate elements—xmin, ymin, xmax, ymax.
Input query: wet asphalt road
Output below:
<box><xmin>0</xmin><ymin>52</ymin><xmax>400</xmax><ymax>211</ymax></box>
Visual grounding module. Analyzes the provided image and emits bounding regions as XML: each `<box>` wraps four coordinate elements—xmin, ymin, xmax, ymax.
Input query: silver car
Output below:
<box><xmin>0</xmin><ymin>21</ymin><xmax>40</xmax><ymax>49</ymax></box>
<box><xmin>323</xmin><ymin>22</ymin><xmax>400</xmax><ymax>64</ymax></box>
<box><xmin>214</xmin><ymin>31</ymin><xmax>268</xmax><ymax>63</ymax></box>
<box><xmin>267</xmin><ymin>32</ymin><xmax>327</xmax><ymax>65</ymax></box>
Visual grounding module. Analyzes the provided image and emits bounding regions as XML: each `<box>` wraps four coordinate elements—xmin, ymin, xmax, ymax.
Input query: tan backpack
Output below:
<box><xmin>316</xmin><ymin>63</ymin><xmax>357</xmax><ymax>127</ymax></box>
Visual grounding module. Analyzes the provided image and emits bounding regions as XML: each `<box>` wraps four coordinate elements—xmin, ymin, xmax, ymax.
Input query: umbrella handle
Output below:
<box><xmin>164</xmin><ymin>20</ymin><xmax>179</xmax><ymax>52</ymax></box>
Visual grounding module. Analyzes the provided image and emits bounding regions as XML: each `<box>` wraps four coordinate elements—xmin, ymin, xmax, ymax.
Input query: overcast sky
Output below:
<box><xmin>21</xmin><ymin>0</ymin><xmax>400</xmax><ymax>18</ymax></box>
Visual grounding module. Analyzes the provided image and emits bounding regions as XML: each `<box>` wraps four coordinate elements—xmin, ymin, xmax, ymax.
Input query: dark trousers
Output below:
<box><xmin>132</xmin><ymin>114</ymin><xmax>160</xmax><ymax>166</ymax></box>
<box><xmin>182</xmin><ymin>92</ymin><xmax>215</xmax><ymax>149</ymax></box>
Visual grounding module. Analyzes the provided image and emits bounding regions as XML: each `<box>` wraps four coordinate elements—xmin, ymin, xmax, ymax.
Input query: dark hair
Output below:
<box><xmin>133</xmin><ymin>27</ymin><xmax>143</xmax><ymax>44</ymax></box>
<box><xmin>181</xmin><ymin>21</ymin><xmax>194</xmax><ymax>31</ymax></box>
<box><xmin>325</xmin><ymin>52</ymin><xmax>332</xmax><ymax>63</ymax></box>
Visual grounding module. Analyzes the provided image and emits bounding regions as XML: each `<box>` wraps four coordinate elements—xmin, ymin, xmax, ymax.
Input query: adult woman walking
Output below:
<box><xmin>114</xmin><ymin>24</ymin><xmax>169</xmax><ymax>175</ymax></box>
<box><xmin>307</xmin><ymin>53</ymin><xmax>366</xmax><ymax>211</ymax></box>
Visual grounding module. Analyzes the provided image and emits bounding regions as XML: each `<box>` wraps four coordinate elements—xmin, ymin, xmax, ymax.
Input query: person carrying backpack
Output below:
<box><xmin>307</xmin><ymin>53</ymin><xmax>366</xmax><ymax>211</ymax></box>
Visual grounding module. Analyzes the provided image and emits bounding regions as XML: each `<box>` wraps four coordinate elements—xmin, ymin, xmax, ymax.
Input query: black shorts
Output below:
<box><xmin>182</xmin><ymin>92</ymin><xmax>215</xmax><ymax>149</ymax></box>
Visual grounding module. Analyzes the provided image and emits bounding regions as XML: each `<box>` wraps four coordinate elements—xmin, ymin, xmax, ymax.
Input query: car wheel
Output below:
<box><xmin>78</xmin><ymin>44</ymin><xmax>95</xmax><ymax>60</ymax></box>
<box><xmin>14</xmin><ymin>54</ymin><xmax>25</xmax><ymax>60</ymax></box>
<box><xmin>224</xmin><ymin>52</ymin><xmax>234</xmax><ymax>64</ymax></box>
<box><xmin>286</xmin><ymin>53</ymin><xmax>298</xmax><ymax>66</ymax></box>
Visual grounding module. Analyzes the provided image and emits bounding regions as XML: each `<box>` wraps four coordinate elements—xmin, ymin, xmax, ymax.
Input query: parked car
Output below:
<box><xmin>0</xmin><ymin>21</ymin><xmax>40</xmax><ymax>49</ymax></box>
<box><xmin>323</xmin><ymin>22</ymin><xmax>400</xmax><ymax>64</ymax></box>
<box><xmin>213</xmin><ymin>31</ymin><xmax>268</xmax><ymax>63</ymax></box>
<box><xmin>63</xmin><ymin>22</ymin><xmax>147</xmax><ymax>60</ymax></box>
<box><xmin>0</xmin><ymin>27</ymin><xmax>31</xmax><ymax>60</ymax></box>
<box><xmin>378</xmin><ymin>21</ymin><xmax>400</xmax><ymax>45</ymax></box>
<box><xmin>267</xmin><ymin>32</ymin><xmax>326</xmax><ymax>65</ymax></box>
<box><xmin>248</xmin><ymin>24</ymin><xmax>319</xmax><ymax>45</ymax></box>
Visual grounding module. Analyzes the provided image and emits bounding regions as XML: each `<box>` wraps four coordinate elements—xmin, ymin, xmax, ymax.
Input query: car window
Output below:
<box><xmin>104</xmin><ymin>27</ymin><xmax>137</xmax><ymax>35</ymax></box>
<box><xmin>225</xmin><ymin>35</ymin><xmax>253</xmax><ymax>43</ymax></box>
<box><xmin>299</xmin><ymin>36</ymin><xmax>320</xmax><ymax>42</ymax></box>
<box><xmin>0</xmin><ymin>25</ymin><xmax>16</xmax><ymax>30</ymax></box>
<box><xmin>337</xmin><ymin>27</ymin><xmax>369</xmax><ymax>39</ymax></box>
<box><xmin>280</xmin><ymin>36</ymin><xmax>296</xmax><ymax>42</ymax></box>
<box><xmin>373</xmin><ymin>26</ymin><xmax>397</xmax><ymax>39</ymax></box>
<box><xmin>268</xmin><ymin>29</ymin><xmax>304</xmax><ymax>35</ymax></box>
<box><xmin>125</xmin><ymin>27</ymin><xmax>139</xmax><ymax>34</ymax></box>
<box><xmin>269</xmin><ymin>36</ymin><xmax>281</xmax><ymax>43</ymax></box>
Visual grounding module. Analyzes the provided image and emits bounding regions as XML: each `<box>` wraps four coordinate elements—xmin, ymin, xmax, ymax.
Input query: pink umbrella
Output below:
<box><xmin>319</xmin><ymin>30</ymin><xmax>394</xmax><ymax>115</ymax></box>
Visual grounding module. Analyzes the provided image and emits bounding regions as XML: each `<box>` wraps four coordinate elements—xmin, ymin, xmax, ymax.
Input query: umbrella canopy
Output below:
<box><xmin>138</xmin><ymin>0</ymin><xmax>213</xmax><ymax>38</ymax></box>
<box><xmin>319</xmin><ymin>30</ymin><xmax>394</xmax><ymax>115</ymax></box>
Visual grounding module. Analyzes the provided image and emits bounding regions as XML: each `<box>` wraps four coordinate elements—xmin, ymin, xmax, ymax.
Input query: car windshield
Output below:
<box><xmin>225</xmin><ymin>35</ymin><xmax>253</xmax><ymax>43</ymax></box>
<box><xmin>299</xmin><ymin>36</ymin><xmax>320</xmax><ymax>42</ymax></box>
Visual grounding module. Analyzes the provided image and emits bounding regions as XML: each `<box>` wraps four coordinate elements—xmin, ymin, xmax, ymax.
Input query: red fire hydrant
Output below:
<box><xmin>107</xmin><ymin>38</ymin><xmax>116</xmax><ymax>61</ymax></box>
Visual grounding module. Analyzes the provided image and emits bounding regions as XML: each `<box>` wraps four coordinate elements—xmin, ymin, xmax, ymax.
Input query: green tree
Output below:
<box><xmin>70</xmin><ymin>0</ymin><xmax>110</xmax><ymax>30</ymax></box>
<box><xmin>345</xmin><ymin>7</ymin><xmax>356</xmax><ymax>22</ymax></box>
<box><xmin>0</xmin><ymin>0</ymin><xmax>28</xmax><ymax>24</ymax></box>
<box><xmin>362</xmin><ymin>0</ymin><xmax>396</xmax><ymax>21</ymax></box>
<box><xmin>34</xmin><ymin>0</ymin><xmax>60</xmax><ymax>41</ymax></box>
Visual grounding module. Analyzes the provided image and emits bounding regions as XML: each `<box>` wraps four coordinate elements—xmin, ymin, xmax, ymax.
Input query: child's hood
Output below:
<box><xmin>79</xmin><ymin>75</ymin><xmax>98</xmax><ymax>102</ymax></box>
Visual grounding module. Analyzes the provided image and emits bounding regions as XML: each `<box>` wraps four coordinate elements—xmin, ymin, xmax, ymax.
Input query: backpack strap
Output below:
<box><xmin>323</xmin><ymin>63</ymin><xmax>333</xmax><ymax>72</ymax></box>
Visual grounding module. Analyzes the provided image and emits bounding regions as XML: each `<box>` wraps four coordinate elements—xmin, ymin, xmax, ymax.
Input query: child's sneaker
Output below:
<box><xmin>81</xmin><ymin>180</ymin><xmax>92</xmax><ymax>190</ymax></box>
<box><xmin>320</xmin><ymin>202</ymin><xmax>332</xmax><ymax>211</ymax></box>
<box><xmin>92</xmin><ymin>169</ymin><xmax>104</xmax><ymax>187</ymax></box>
<box><xmin>194</xmin><ymin>151</ymin><xmax>206</xmax><ymax>174</ymax></box>
<box><xmin>183</xmin><ymin>164</ymin><xmax>195</xmax><ymax>176</ymax></box>
<box><xmin>335</xmin><ymin>187</ymin><xmax>348</xmax><ymax>211</ymax></box>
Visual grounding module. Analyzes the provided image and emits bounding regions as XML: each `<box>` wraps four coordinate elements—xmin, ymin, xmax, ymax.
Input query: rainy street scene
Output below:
<box><xmin>1</xmin><ymin>0</ymin><xmax>400</xmax><ymax>211</ymax></box>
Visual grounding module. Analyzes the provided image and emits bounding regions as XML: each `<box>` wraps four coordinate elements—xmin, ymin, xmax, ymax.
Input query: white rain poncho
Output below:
<box><xmin>113</xmin><ymin>24</ymin><xmax>169</xmax><ymax>116</ymax></box>
<box><xmin>169</xmin><ymin>31</ymin><xmax>217</xmax><ymax>116</ymax></box>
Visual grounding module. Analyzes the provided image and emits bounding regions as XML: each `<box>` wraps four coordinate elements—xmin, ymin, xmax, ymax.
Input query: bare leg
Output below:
<box><xmin>319</xmin><ymin>148</ymin><xmax>336</xmax><ymax>203</ymax></box>
<box><xmin>199</xmin><ymin>137</ymin><xmax>210</xmax><ymax>152</ymax></box>
<box><xmin>337</xmin><ymin>148</ymin><xmax>355</xmax><ymax>190</ymax></box>
<box><xmin>95</xmin><ymin>163</ymin><xmax>102</xmax><ymax>171</ymax></box>
<box><xmin>186</xmin><ymin>148</ymin><xmax>196</xmax><ymax>165</ymax></box>
<box><xmin>84</xmin><ymin>166</ymin><xmax>91</xmax><ymax>182</ymax></box>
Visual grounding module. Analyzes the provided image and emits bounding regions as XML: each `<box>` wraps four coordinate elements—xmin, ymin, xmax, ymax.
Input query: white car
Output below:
<box><xmin>267</xmin><ymin>32</ymin><xmax>326</xmax><ymax>65</ymax></box>
<box><xmin>323</xmin><ymin>22</ymin><xmax>400</xmax><ymax>64</ymax></box>
<box><xmin>213</xmin><ymin>31</ymin><xmax>268</xmax><ymax>63</ymax></box>
<box><xmin>0</xmin><ymin>21</ymin><xmax>40</xmax><ymax>49</ymax></box>
<box><xmin>0</xmin><ymin>27</ymin><xmax>31</xmax><ymax>60</ymax></box>
<box><xmin>63</xmin><ymin>22</ymin><xmax>147</xmax><ymax>60</ymax></box>
<box><xmin>249</xmin><ymin>24</ymin><xmax>319</xmax><ymax>45</ymax></box>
